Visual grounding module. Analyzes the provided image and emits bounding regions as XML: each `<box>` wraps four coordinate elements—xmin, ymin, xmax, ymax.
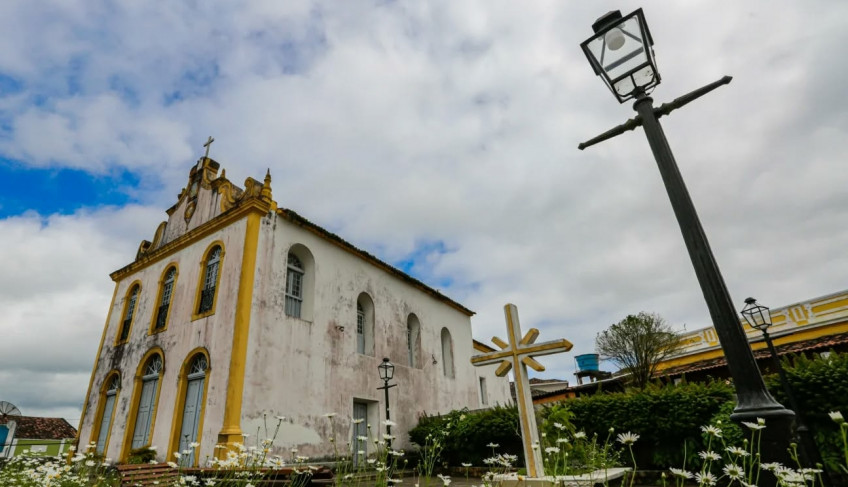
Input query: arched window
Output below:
<box><xmin>130</xmin><ymin>353</ymin><xmax>163</xmax><ymax>450</ymax></box>
<box><xmin>118</xmin><ymin>284</ymin><xmax>141</xmax><ymax>344</ymax></box>
<box><xmin>93</xmin><ymin>373</ymin><xmax>121</xmax><ymax>455</ymax></box>
<box><xmin>285</xmin><ymin>254</ymin><xmax>304</xmax><ymax>318</ymax></box>
<box><xmin>192</xmin><ymin>245</ymin><xmax>224</xmax><ymax>319</ymax></box>
<box><xmin>175</xmin><ymin>353</ymin><xmax>208</xmax><ymax>466</ymax></box>
<box><xmin>152</xmin><ymin>266</ymin><xmax>177</xmax><ymax>332</ymax></box>
<box><xmin>441</xmin><ymin>328</ymin><xmax>454</xmax><ymax>378</ymax></box>
<box><xmin>356</xmin><ymin>293</ymin><xmax>374</xmax><ymax>355</ymax></box>
<box><xmin>284</xmin><ymin>245</ymin><xmax>315</xmax><ymax>321</ymax></box>
<box><xmin>407</xmin><ymin>314</ymin><xmax>421</xmax><ymax>368</ymax></box>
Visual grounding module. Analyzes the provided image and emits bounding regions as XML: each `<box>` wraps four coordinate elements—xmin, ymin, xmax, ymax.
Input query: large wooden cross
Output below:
<box><xmin>471</xmin><ymin>304</ymin><xmax>573</xmax><ymax>478</ymax></box>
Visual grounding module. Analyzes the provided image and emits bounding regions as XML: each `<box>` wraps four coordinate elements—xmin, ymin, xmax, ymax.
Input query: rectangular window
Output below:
<box><xmin>356</xmin><ymin>310</ymin><xmax>365</xmax><ymax>354</ymax></box>
<box><xmin>479</xmin><ymin>377</ymin><xmax>488</xmax><ymax>406</ymax></box>
<box><xmin>120</xmin><ymin>319</ymin><xmax>132</xmax><ymax>341</ymax></box>
<box><xmin>285</xmin><ymin>268</ymin><xmax>303</xmax><ymax>318</ymax></box>
<box><xmin>352</xmin><ymin>401</ymin><xmax>369</xmax><ymax>466</ymax></box>
<box><xmin>203</xmin><ymin>262</ymin><xmax>219</xmax><ymax>290</ymax></box>
<box><xmin>287</xmin><ymin>271</ymin><xmax>302</xmax><ymax>298</ymax></box>
<box><xmin>198</xmin><ymin>288</ymin><xmax>216</xmax><ymax>313</ymax></box>
<box><xmin>285</xmin><ymin>295</ymin><xmax>301</xmax><ymax>318</ymax></box>
<box><xmin>160</xmin><ymin>280</ymin><xmax>174</xmax><ymax>307</ymax></box>
<box><xmin>154</xmin><ymin>305</ymin><xmax>169</xmax><ymax>330</ymax></box>
<box><xmin>125</xmin><ymin>293</ymin><xmax>138</xmax><ymax>321</ymax></box>
<box><xmin>131</xmin><ymin>379</ymin><xmax>158</xmax><ymax>449</ymax></box>
<box><xmin>95</xmin><ymin>394</ymin><xmax>116</xmax><ymax>454</ymax></box>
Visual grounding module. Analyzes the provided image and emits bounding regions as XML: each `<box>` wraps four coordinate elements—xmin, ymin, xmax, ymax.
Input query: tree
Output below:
<box><xmin>595</xmin><ymin>312</ymin><xmax>682</xmax><ymax>389</ymax></box>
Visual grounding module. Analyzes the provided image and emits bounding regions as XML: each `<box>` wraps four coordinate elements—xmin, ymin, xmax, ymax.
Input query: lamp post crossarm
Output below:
<box><xmin>654</xmin><ymin>75</ymin><xmax>732</xmax><ymax>118</ymax></box>
<box><xmin>578</xmin><ymin>76</ymin><xmax>733</xmax><ymax>150</ymax></box>
<box><xmin>577</xmin><ymin>114</ymin><xmax>644</xmax><ymax>150</ymax></box>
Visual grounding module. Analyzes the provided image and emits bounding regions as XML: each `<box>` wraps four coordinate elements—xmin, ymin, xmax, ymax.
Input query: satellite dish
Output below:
<box><xmin>0</xmin><ymin>401</ymin><xmax>21</xmax><ymax>416</ymax></box>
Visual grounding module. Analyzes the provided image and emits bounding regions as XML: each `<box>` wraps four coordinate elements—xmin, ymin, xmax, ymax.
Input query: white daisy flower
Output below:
<box><xmin>695</xmin><ymin>471</ymin><xmax>717</xmax><ymax>486</ymax></box>
<box><xmin>669</xmin><ymin>468</ymin><xmax>693</xmax><ymax>479</ymax></box>
<box><xmin>616</xmin><ymin>432</ymin><xmax>639</xmax><ymax>445</ymax></box>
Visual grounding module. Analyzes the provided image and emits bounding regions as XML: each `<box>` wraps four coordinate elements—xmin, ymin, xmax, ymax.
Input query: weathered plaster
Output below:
<box><xmin>80</xmin><ymin>222</ymin><xmax>246</xmax><ymax>462</ymax></box>
<box><xmin>241</xmin><ymin>213</ymin><xmax>511</xmax><ymax>458</ymax></box>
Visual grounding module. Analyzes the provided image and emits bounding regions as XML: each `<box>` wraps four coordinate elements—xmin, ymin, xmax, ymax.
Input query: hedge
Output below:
<box><xmin>407</xmin><ymin>352</ymin><xmax>848</xmax><ymax>473</ymax></box>
<box><xmin>558</xmin><ymin>380</ymin><xmax>734</xmax><ymax>469</ymax></box>
<box><xmin>408</xmin><ymin>406</ymin><xmax>523</xmax><ymax>467</ymax></box>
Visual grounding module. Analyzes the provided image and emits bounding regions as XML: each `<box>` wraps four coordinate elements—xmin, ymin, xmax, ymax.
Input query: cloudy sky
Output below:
<box><xmin>1</xmin><ymin>1</ymin><xmax>847</xmax><ymax>425</ymax></box>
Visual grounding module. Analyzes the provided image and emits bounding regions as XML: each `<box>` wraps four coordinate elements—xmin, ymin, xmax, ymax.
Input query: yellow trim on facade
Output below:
<box><xmin>191</xmin><ymin>241</ymin><xmax>226</xmax><ymax>321</ymax></box>
<box><xmin>217</xmin><ymin>211</ymin><xmax>262</xmax><ymax>454</ymax></box>
<box><xmin>656</xmin><ymin>348</ymin><xmax>727</xmax><ymax>371</ymax></box>
<box><xmin>114</xmin><ymin>280</ymin><xmax>143</xmax><ymax>346</ymax></box>
<box><xmin>812</xmin><ymin>297</ymin><xmax>848</xmax><ymax>314</ymax></box>
<box><xmin>658</xmin><ymin>320</ymin><xmax>848</xmax><ymax>372</ymax></box>
<box><xmin>73</xmin><ymin>281</ymin><xmax>118</xmax><ymax>459</ymax></box>
<box><xmin>120</xmin><ymin>347</ymin><xmax>165</xmax><ymax>462</ymax></box>
<box><xmin>766</xmin><ymin>321</ymin><xmax>848</xmax><ymax>349</ymax></box>
<box><xmin>111</xmin><ymin>200</ymin><xmax>271</xmax><ymax>282</ymax></box>
<box><xmin>88</xmin><ymin>370</ymin><xmax>121</xmax><ymax>454</ymax></box>
<box><xmin>149</xmin><ymin>263</ymin><xmax>179</xmax><ymax>335</ymax></box>
<box><xmin>168</xmin><ymin>348</ymin><xmax>211</xmax><ymax>466</ymax></box>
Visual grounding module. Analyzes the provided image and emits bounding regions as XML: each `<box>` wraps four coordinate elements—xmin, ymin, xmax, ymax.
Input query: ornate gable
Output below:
<box><xmin>134</xmin><ymin>157</ymin><xmax>274</xmax><ymax>261</ymax></box>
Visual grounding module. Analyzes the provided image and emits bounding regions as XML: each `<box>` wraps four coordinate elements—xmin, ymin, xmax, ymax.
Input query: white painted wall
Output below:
<box><xmin>240</xmin><ymin>213</ymin><xmax>511</xmax><ymax>458</ymax></box>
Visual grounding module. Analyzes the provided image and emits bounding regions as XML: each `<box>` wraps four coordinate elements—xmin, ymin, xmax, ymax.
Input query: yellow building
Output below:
<box><xmin>656</xmin><ymin>289</ymin><xmax>848</xmax><ymax>380</ymax></box>
<box><xmin>529</xmin><ymin>290</ymin><xmax>848</xmax><ymax>405</ymax></box>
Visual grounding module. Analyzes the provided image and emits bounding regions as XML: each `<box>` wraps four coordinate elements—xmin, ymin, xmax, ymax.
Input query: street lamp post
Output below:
<box><xmin>377</xmin><ymin>358</ymin><xmax>397</xmax><ymax>450</ymax></box>
<box><xmin>741</xmin><ymin>298</ymin><xmax>829</xmax><ymax>476</ymax></box>
<box><xmin>579</xmin><ymin>9</ymin><xmax>795</xmax><ymax>460</ymax></box>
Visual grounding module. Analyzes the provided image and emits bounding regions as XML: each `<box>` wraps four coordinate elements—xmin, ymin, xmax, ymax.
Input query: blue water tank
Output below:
<box><xmin>575</xmin><ymin>353</ymin><xmax>600</xmax><ymax>371</ymax></box>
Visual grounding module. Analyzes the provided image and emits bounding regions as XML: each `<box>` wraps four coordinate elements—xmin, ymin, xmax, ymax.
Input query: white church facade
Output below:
<box><xmin>76</xmin><ymin>157</ymin><xmax>510</xmax><ymax>463</ymax></box>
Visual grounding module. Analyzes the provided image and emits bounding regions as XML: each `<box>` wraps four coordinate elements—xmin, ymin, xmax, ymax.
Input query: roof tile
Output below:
<box><xmin>0</xmin><ymin>415</ymin><xmax>77</xmax><ymax>440</ymax></box>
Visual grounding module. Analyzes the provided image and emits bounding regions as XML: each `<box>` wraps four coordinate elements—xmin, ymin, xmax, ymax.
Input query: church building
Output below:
<box><xmin>76</xmin><ymin>155</ymin><xmax>510</xmax><ymax>463</ymax></box>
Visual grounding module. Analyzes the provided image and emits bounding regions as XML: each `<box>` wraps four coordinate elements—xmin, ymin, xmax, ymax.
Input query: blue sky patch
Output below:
<box><xmin>0</xmin><ymin>73</ymin><xmax>23</xmax><ymax>94</ymax></box>
<box><xmin>0</xmin><ymin>159</ymin><xmax>140</xmax><ymax>217</ymax></box>
<box><xmin>393</xmin><ymin>239</ymin><xmax>455</xmax><ymax>285</ymax></box>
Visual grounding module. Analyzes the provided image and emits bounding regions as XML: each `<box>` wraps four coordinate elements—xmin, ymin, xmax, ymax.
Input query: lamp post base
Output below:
<box><xmin>730</xmin><ymin>386</ymin><xmax>796</xmax><ymax>466</ymax></box>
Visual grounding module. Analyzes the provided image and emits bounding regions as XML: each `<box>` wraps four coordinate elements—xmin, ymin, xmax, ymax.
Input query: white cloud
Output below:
<box><xmin>1</xmin><ymin>0</ymin><xmax>847</xmax><ymax>419</ymax></box>
<box><xmin>0</xmin><ymin>207</ymin><xmax>162</xmax><ymax>421</ymax></box>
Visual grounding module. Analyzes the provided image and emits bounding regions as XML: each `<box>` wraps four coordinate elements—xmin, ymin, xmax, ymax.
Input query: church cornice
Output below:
<box><xmin>111</xmin><ymin>198</ymin><xmax>272</xmax><ymax>282</ymax></box>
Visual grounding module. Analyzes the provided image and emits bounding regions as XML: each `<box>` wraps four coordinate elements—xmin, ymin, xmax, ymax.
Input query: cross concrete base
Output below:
<box><xmin>493</xmin><ymin>467</ymin><xmax>631</xmax><ymax>487</ymax></box>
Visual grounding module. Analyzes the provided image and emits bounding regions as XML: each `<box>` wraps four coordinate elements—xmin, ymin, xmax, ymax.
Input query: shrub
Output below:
<box><xmin>562</xmin><ymin>380</ymin><xmax>734</xmax><ymax>469</ymax></box>
<box><xmin>409</xmin><ymin>405</ymin><xmax>523</xmax><ymax>467</ymax></box>
<box><xmin>126</xmin><ymin>446</ymin><xmax>157</xmax><ymax>464</ymax></box>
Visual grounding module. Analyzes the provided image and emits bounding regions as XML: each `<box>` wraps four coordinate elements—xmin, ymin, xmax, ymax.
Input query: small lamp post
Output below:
<box><xmin>377</xmin><ymin>358</ymin><xmax>397</xmax><ymax>450</ymax></box>
<box><xmin>741</xmin><ymin>298</ymin><xmax>828</xmax><ymax>476</ymax></box>
<box><xmin>579</xmin><ymin>8</ymin><xmax>795</xmax><ymax>464</ymax></box>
